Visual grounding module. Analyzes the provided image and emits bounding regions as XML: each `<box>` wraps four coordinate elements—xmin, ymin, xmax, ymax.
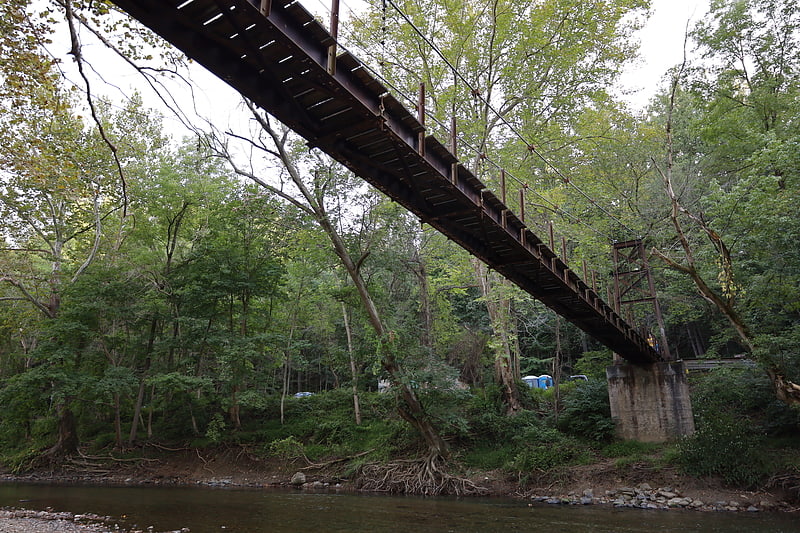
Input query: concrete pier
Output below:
<box><xmin>606</xmin><ymin>361</ymin><xmax>695</xmax><ymax>442</ymax></box>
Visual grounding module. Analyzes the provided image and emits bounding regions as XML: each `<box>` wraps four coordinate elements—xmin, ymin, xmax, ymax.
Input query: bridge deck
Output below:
<box><xmin>109</xmin><ymin>0</ymin><xmax>661</xmax><ymax>364</ymax></box>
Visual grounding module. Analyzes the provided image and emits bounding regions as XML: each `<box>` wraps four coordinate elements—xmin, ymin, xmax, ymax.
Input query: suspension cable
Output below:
<box><xmin>313</xmin><ymin>0</ymin><xmax>625</xmax><ymax>242</ymax></box>
<box><xmin>380</xmin><ymin>0</ymin><xmax>636</xmax><ymax>238</ymax></box>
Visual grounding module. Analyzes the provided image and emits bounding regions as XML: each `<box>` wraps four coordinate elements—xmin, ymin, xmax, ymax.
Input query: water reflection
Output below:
<box><xmin>0</xmin><ymin>483</ymin><xmax>795</xmax><ymax>532</ymax></box>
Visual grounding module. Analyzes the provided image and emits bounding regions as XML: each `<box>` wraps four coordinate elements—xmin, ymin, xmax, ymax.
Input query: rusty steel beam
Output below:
<box><xmin>108</xmin><ymin>0</ymin><xmax>661</xmax><ymax>364</ymax></box>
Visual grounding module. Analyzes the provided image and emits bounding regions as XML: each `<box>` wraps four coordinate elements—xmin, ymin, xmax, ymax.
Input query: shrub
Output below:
<box><xmin>266</xmin><ymin>436</ymin><xmax>306</xmax><ymax>460</ymax></box>
<box><xmin>510</xmin><ymin>425</ymin><xmax>591</xmax><ymax>472</ymax></box>
<box><xmin>205</xmin><ymin>413</ymin><xmax>226</xmax><ymax>444</ymax></box>
<box><xmin>677</xmin><ymin>414</ymin><xmax>767</xmax><ymax>487</ymax></box>
<box><xmin>557</xmin><ymin>379</ymin><xmax>615</xmax><ymax>441</ymax></box>
<box><xmin>690</xmin><ymin>366</ymin><xmax>799</xmax><ymax>436</ymax></box>
<box><xmin>602</xmin><ymin>440</ymin><xmax>660</xmax><ymax>458</ymax></box>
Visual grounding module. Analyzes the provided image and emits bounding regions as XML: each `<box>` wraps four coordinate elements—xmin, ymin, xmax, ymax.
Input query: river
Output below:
<box><xmin>0</xmin><ymin>483</ymin><xmax>796</xmax><ymax>532</ymax></box>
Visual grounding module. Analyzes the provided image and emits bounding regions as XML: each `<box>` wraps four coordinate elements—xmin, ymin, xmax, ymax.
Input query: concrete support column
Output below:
<box><xmin>606</xmin><ymin>361</ymin><xmax>695</xmax><ymax>442</ymax></box>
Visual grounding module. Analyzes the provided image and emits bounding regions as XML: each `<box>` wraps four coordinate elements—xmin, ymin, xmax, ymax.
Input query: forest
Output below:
<box><xmin>0</xmin><ymin>0</ymin><xmax>799</xmax><ymax>495</ymax></box>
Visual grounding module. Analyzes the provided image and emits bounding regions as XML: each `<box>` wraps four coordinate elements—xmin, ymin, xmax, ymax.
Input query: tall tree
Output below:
<box><xmin>650</xmin><ymin>0</ymin><xmax>800</xmax><ymax>404</ymax></box>
<box><xmin>210</xmin><ymin>106</ymin><xmax>451</xmax><ymax>460</ymax></box>
<box><xmin>348</xmin><ymin>0</ymin><xmax>649</xmax><ymax>411</ymax></box>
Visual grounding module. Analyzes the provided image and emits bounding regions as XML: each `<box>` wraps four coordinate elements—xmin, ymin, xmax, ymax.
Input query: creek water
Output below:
<box><xmin>0</xmin><ymin>483</ymin><xmax>796</xmax><ymax>532</ymax></box>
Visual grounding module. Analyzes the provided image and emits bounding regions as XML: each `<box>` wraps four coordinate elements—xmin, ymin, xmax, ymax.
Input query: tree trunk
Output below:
<box><xmin>129</xmin><ymin>376</ymin><xmax>147</xmax><ymax>444</ymax></box>
<box><xmin>382</xmin><ymin>353</ymin><xmax>450</xmax><ymax>458</ymax></box>
<box><xmin>44</xmin><ymin>404</ymin><xmax>79</xmax><ymax>459</ymax></box>
<box><xmin>113</xmin><ymin>392</ymin><xmax>123</xmax><ymax>449</ymax></box>
<box><xmin>410</xmin><ymin>249</ymin><xmax>434</xmax><ymax>352</ymax></box>
<box><xmin>280</xmin><ymin>323</ymin><xmax>295</xmax><ymax>426</ymax></box>
<box><xmin>318</xmin><ymin>194</ymin><xmax>448</xmax><ymax>457</ymax></box>
<box><xmin>229</xmin><ymin>385</ymin><xmax>241</xmax><ymax>429</ymax></box>
<box><xmin>473</xmin><ymin>259</ymin><xmax>521</xmax><ymax>414</ymax></box>
<box><xmin>129</xmin><ymin>318</ymin><xmax>157</xmax><ymax>444</ymax></box>
<box><xmin>552</xmin><ymin>317</ymin><xmax>563</xmax><ymax>424</ymax></box>
<box><xmin>654</xmin><ymin>67</ymin><xmax>800</xmax><ymax>407</ymax></box>
<box><xmin>147</xmin><ymin>383</ymin><xmax>155</xmax><ymax>439</ymax></box>
<box><xmin>342</xmin><ymin>302</ymin><xmax>362</xmax><ymax>425</ymax></box>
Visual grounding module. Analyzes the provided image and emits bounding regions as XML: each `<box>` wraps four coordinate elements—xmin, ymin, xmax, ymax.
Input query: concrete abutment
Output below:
<box><xmin>606</xmin><ymin>361</ymin><xmax>695</xmax><ymax>442</ymax></box>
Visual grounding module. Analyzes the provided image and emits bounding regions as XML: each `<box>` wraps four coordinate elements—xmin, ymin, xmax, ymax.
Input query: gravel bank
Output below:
<box><xmin>0</xmin><ymin>510</ymin><xmax>189</xmax><ymax>533</ymax></box>
<box><xmin>0</xmin><ymin>510</ymin><xmax>113</xmax><ymax>533</ymax></box>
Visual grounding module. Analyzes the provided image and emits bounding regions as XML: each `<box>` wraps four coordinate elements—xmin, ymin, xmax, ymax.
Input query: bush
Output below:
<box><xmin>601</xmin><ymin>440</ymin><xmax>661</xmax><ymax>458</ymax></box>
<box><xmin>677</xmin><ymin>414</ymin><xmax>767</xmax><ymax>487</ymax></box>
<box><xmin>557</xmin><ymin>379</ymin><xmax>615</xmax><ymax>441</ymax></box>
<box><xmin>510</xmin><ymin>425</ymin><xmax>591</xmax><ymax>472</ymax></box>
<box><xmin>266</xmin><ymin>436</ymin><xmax>306</xmax><ymax>460</ymax></box>
<box><xmin>670</xmin><ymin>365</ymin><xmax>800</xmax><ymax>487</ymax></box>
<box><xmin>205</xmin><ymin>413</ymin><xmax>226</xmax><ymax>444</ymax></box>
<box><xmin>690</xmin><ymin>366</ymin><xmax>799</xmax><ymax>436</ymax></box>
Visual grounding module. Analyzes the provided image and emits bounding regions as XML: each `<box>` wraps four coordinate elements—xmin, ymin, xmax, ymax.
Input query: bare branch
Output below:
<box><xmin>71</xmin><ymin>190</ymin><xmax>102</xmax><ymax>283</ymax></box>
<box><xmin>63</xmin><ymin>0</ymin><xmax>128</xmax><ymax>219</ymax></box>
<box><xmin>0</xmin><ymin>276</ymin><xmax>52</xmax><ymax>318</ymax></box>
<box><xmin>206</xmin><ymin>131</ymin><xmax>314</xmax><ymax>216</ymax></box>
<box><xmin>62</xmin><ymin>1</ymin><xmax>201</xmax><ymax>134</ymax></box>
<box><xmin>225</xmin><ymin>131</ymin><xmax>281</xmax><ymax>160</ymax></box>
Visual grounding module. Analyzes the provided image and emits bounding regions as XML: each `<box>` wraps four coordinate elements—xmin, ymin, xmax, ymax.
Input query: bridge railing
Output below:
<box><xmin>111</xmin><ymin>0</ymin><xmax>663</xmax><ymax>363</ymax></box>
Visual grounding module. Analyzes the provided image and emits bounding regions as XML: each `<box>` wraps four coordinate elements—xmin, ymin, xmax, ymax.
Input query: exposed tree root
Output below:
<box><xmin>768</xmin><ymin>471</ymin><xmax>800</xmax><ymax>503</ymax></box>
<box><xmin>354</xmin><ymin>456</ymin><xmax>488</xmax><ymax>496</ymax></box>
<box><xmin>300</xmin><ymin>449</ymin><xmax>375</xmax><ymax>470</ymax></box>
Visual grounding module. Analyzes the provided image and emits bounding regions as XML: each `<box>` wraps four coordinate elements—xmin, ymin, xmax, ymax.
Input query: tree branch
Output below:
<box><xmin>0</xmin><ymin>276</ymin><xmax>52</xmax><ymax>318</ymax></box>
<box><xmin>63</xmin><ymin>0</ymin><xmax>128</xmax><ymax>219</ymax></box>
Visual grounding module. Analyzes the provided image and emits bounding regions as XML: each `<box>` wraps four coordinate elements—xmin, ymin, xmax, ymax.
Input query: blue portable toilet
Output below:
<box><xmin>522</xmin><ymin>375</ymin><xmax>539</xmax><ymax>388</ymax></box>
<box><xmin>537</xmin><ymin>375</ymin><xmax>553</xmax><ymax>389</ymax></box>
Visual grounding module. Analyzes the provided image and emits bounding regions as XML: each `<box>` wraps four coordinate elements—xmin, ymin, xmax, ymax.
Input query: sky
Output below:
<box><xmin>619</xmin><ymin>0</ymin><xmax>711</xmax><ymax>109</ymax></box>
<box><xmin>54</xmin><ymin>0</ymin><xmax>714</xmax><ymax>137</ymax></box>
<box><xmin>182</xmin><ymin>0</ymin><xmax>715</xmax><ymax>122</ymax></box>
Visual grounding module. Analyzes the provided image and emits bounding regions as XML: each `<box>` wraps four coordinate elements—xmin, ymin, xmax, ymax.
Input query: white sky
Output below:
<box><xmin>619</xmin><ymin>0</ymin><xmax>711</xmax><ymax>110</ymax></box>
<box><xmin>54</xmin><ymin>0</ymin><xmax>714</xmax><ymax>137</ymax></box>
<box><xmin>183</xmin><ymin>0</ymin><xmax>715</xmax><ymax>124</ymax></box>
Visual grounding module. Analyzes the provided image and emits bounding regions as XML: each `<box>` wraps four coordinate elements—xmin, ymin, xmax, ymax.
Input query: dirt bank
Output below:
<box><xmin>1</xmin><ymin>447</ymin><xmax>797</xmax><ymax>515</ymax></box>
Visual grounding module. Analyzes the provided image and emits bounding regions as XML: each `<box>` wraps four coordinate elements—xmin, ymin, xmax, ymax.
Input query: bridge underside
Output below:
<box><xmin>110</xmin><ymin>0</ymin><xmax>661</xmax><ymax>364</ymax></box>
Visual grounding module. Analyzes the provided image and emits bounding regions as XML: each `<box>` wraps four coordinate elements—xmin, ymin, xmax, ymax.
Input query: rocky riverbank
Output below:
<box><xmin>0</xmin><ymin>509</ymin><xmax>189</xmax><ymax>533</ymax></box>
<box><xmin>527</xmin><ymin>483</ymin><xmax>794</xmax><ymax>513</ymax></box>
<box><xmin>1</xmin><ymin>446</ymin><xmax>797</xmax><ymax>531</ymax></box>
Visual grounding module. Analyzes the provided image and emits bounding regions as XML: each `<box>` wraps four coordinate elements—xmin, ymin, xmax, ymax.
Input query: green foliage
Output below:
<box><xmin>601</xmin><ymin>440</ymin><xmax>661</xmax><ymax>458</ymax></box>
<box><xmin>510</xmin><ymin>425</ymin><xmax>592</xmax><ymax>474</ymax></box>
<box><xmin>677</xmin><ymin>414</ymin><xmax>768</xmax><ymax>487</ymax></box>
<box><xmin>557</xmin><ymin>379</ymin><xmax>615</xmax><ymax>442</ymax></box>
<box><xmin>1</xmin><ymin>0</ymin><xmax>798</xmax><ymax>482</ymax></box>
<box><xmin>691</xmin><ymin>367</ymin><xmax>800</xmax><ymax>436</ymax></box>
<box><xmin>676</xmin><ymin>365</ymin><xmax>799</xmax><ymax>488</ymax></box>
<box><xmin>0</xmin><ymin>367</ymin><xmax>49</xmax><ymax>446</ymax></box>
<box><xmin>460</xmin><ymin>390</ymin><xmax>592</xmax><ymax>475</ymax></box>
<box><xmin>754</xmin><ymin>326</ymin><xmax>800</xmax><ymax>385</ymax></box>
<box><xmin>205</xmin><ymin>414</ymin><xmax>226</xmax><ymax>444</ymax></box>
<box><xmin>266</xmin><ymin>436</ymin><xmax>306</xmax><ymax>461</ymax></box>
<box><xmin>602</xmin><ymin>440</ymin><xmax>662</xmax><ymax>469</ymax></box>
<box><xmin>88</xmin><ymin>432</ymin><xmax>121</xmax><ymax>453</ymax></box>
<box><xmin>2</xmin><ymin>447</ymin><xmax>44</xmax><ymax>474</ymax></box>
<box><xmin>461</xmin><ymin>444</ymin><xmax>516</xmax><ymax>471</ymax></box>
<box><xmin>242</xmin><ymin>391</ymin><xmax>408</xmax><ymax>461</ymax></box>
<box><xmin>573</xmin><ymin>350</ymin><xmax>612</xmax><ymax>380</ymax></box>
<box><xmin>464</xmin><ymin>384</ymin><xmax>523</xmax><ymax>443</ymax></box>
